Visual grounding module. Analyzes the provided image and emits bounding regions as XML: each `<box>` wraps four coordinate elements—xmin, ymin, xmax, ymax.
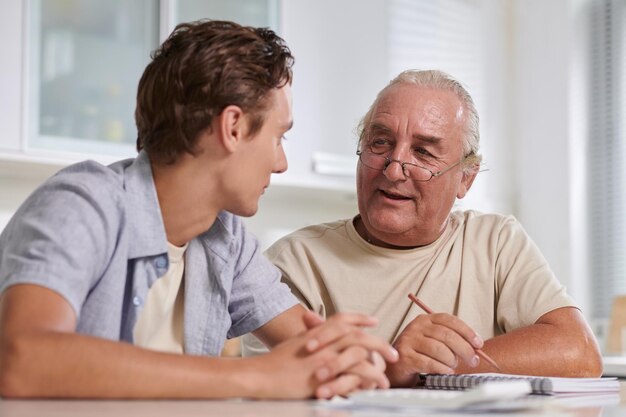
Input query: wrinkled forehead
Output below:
<box><xmin>365</xmin><ymin>84</ymin><xmax>466</xmax><ymax>145</ymax></box>
<box><xmin>374</xmin><ymin>84</ymin><xmax>465</xmax><ymax>121</ymax></box>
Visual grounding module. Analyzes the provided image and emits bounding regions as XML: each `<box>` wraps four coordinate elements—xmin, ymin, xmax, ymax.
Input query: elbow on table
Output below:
<box><xmin>0</xmin><ymin>334</ymin><xmax>38</xmax><ymax>398</ymax></box>
<box><xmin>584</xmin><ymin>344</ymin><xmax>603</xmax><ymax>378</ymax></box>
<box><xmin>569</xmin><ymin>332</ymin><xmax>603</xmax><ymax>377</ymax></box>
<box><xmin>576</xmin><ymin>353</ymin><xmax>603</xmax><ymax>378</ymax></box>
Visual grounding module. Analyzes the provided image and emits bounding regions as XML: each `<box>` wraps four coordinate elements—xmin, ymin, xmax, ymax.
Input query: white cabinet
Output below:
<box><xmin>2</xmin><ymin>0</ymin><xmax>150</xmax><ymax>168</ymax></box>
<box><xmin>25</xmin><ymin>0</ymin><xmax>158</xmax><ymax>160</ymax></box>
<box><xmin>0</xmin><ymin>0</ymin><xmax>358</xmax><ymax>195</ymax></box>
<box><xmin>0</xmin><ymin>1</ymin><xmax>309</xmax><ymax>171</ymax></box>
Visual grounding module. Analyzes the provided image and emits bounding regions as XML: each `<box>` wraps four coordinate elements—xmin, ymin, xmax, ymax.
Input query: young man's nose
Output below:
<box><xmin>273</xmin><ymin>146</ymin><xmax>288</xmax><ymax>174</ymax></box>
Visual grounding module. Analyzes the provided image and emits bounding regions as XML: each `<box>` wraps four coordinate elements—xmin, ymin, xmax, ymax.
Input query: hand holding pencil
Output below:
<box><xmin>385</xmin><ymin>293</ymin><xmax>501</xmax><ymax>387</ymax></box>
<box><xmin>407</xmin><ymin>294</ymin><xmax>500</xmax><ymax>371</ymax></box>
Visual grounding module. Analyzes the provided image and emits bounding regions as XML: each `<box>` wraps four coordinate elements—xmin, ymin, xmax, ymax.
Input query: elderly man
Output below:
<box><xmin>0</xmin><ymin>20</ymin><xmax>397</xmax><ymax>399</ymax></box>
<box><xmin>243</xmin><ymin>69</ymin><xmax>602</xmax><ymax>386</ymax></box>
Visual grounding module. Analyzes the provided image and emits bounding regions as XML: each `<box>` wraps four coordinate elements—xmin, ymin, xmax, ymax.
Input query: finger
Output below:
<box><xmin>422</xmin><ymin>323</ymin><xmax>479</xmax><ymax>367</ymax></box>
<box><xmin>314</xmin><ymin>340</ymin><xmax>397</xmax><ymax>386</ymax></box>
<box><xmin>356</xmin><ymin>351</ymin><xmax>387</xmax><ymax>389</ymax></box>
<box><xmin>325</xmin><ymin>327</ymin><xmax>399</xmax><ymax>363</ymax></box>
<box><xmin>304</xmin><ymin>313</ymin><xmax>380</xmax><ymax>352</ymax></box>
<box><xmin>406</xmin><ymin>313</ymin><xmax>481</xmax><ymax>366</ymax></box>
<box><xmin>302</xmin><ymin>310</ymin><xmax>324</xmax><ymax>330</ymax></box>
<box><xmin>395</xmin><ymin>344</ymin><xmax>456</xmax><ymax>375</ymax></box>
<box><xmin>345</xmin><ymin>359</ymin><xmax>391</xmax><ymax>389</ymax></box>
<box><xmin>315</xmin><ymin>345</ymin><xmax>368</xmax><ymax>382</ymax></box>
<box><xmin>369</xmin><ymin>351</ymin><xmax>386</xmax><ymax>373</ymax></box>
<box><xmin>359</xmin><ymin>380</ymin><xmax>378</xmax><ymax>390</ymax></box>
<box><xmin>428</xmin><ymin>313</ymin><xmax>484</xmax><ymax>348</ymax></box>
<box><xmin>315</xmin><ymin>374</ymin><xmax>362</xmax><ymax>399</ymax></box>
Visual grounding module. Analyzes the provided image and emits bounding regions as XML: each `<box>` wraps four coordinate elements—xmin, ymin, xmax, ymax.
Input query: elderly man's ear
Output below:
<box><xmin>456</xmin><ymin>170</ymin><xmax>479</xmax><ymax>199</ymax></box>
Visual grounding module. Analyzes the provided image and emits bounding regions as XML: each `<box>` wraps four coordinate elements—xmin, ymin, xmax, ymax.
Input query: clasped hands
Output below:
<box><xmin>257</xmin><ymin>311</ymin><xmax>398</xmax><ymax>399</ymax></box>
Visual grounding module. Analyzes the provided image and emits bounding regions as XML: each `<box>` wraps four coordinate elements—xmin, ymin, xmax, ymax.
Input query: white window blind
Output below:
<box><xmin>589</xmin><ymin>0</ymin><xmax>626</xmax><ymax>319</ymax></box>
<box><xmin>388</xmin><ymin>0</ymin><xmax>483</xmax><ymax>110</ymax></box>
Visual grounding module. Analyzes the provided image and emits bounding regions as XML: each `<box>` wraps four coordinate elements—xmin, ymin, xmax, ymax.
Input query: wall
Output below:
<box><xmin>0</xmin><ymin>0</ymin><xmax>23</xmax><ymax>152</ymax></box>
<box><xmin>245</xmin><ymin>186</ymin><xmax>357</xmax><ymax>250</ymax></box>
<box><xmin>511</xmin><ymin>0</ymin><xmax>592</xmax><ymax>313</ymax></box>
<box><xmin>0</xmin><ymin>178</ymin><xmax>38</xmax><ymax>231</ymax></box>
<box><xmin>471</xmin><ymin>0</ymin><xmax>516</xmax><ymax>215</ymax></box>
<box><xmin>276</xmin><ymin>0</ymin><xmax>388</xmax><ymax>184</ymax></box>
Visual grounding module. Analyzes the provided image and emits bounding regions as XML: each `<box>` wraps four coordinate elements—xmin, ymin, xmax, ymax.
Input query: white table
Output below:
<box><xmin>0</xmin><ymin>398</ymin><xmax>624</xmax><ymax>417</ymax></box>
<box><xmin>2</xmin><ymin>384</ymin><xmax>625</xmax><ymax>417</ymax></box>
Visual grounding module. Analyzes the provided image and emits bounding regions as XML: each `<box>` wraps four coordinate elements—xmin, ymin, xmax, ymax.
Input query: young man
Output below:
<box><xmin>0</xmin><ymin>20</ymin><xmax>397</xmax><ymax>399</ymax></box>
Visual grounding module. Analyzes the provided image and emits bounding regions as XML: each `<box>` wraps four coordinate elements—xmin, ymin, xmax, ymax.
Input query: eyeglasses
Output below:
<box><xmin>356</xmin><ymin>148</ymin><xmax>466</xmax><ymax>182</ymax></box>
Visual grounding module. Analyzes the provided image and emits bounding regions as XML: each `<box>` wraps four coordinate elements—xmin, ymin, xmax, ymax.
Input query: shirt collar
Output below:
<box><xmin>118</xmin><ymin>151</ymin><xmax>168</xmax><ymax>259</ymax></box>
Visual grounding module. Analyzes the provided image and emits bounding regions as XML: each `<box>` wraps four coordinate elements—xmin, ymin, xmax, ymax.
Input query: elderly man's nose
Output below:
<box><xmin>389</xmin><ymin>144</ymin><xmax>413</xmax><ymax>160</ymax></box>
<box><xmin>383</xmin><ymin>159</ymin><xmax>407</xmax><ymax>180</ymax></box>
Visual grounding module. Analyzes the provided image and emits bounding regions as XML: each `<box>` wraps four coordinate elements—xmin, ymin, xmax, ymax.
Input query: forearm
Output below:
<box><xmin>0</xmin><ymin>331</ymin><xmax>259</xmax><ymax>398</ymax></box>
<box><xmin>455</xmin><ymin>319</ymin><xmax>602</xmax><ymax>377</ymax></box>
<box><xmin>386</xmin><ymin>307</ymin><xmax>602</xmax><ymax>387</ymax></box>
<box><xmin>0</xmin><ymin>286</ymin><xmax>395</xmax><ymax>399</ymax></box>
<box><xmin>252</xmin><ymin>304</ymin><xmax>308</xmax><ymax>348</ymax></box>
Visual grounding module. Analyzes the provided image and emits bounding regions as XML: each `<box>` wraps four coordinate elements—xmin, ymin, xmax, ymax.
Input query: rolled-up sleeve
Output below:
<box><xmin>226</xmin><ymin>217</ymin><xmax>297</xmax><ymax>338</ymax></box>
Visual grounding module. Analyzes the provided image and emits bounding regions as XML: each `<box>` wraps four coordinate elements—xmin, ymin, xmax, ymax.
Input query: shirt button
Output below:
<box><xmin>132</xmin><ymin>296</ymin><xmax>142</xmax><ymax>306</ymax></box>
<box><xmin>155</xmin><ymin>256</ymin><xmax>167</xmax><ymax>269</ymax></box>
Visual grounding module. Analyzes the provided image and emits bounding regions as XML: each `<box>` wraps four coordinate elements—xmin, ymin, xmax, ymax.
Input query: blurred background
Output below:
<box><xmin>0</xmin><ymin>0</ymin><xmax>624</xmax><ymax>351</ymax></box>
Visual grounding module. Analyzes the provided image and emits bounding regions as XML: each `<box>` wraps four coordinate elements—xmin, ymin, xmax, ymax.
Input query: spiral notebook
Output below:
<box><xmin>419</xmin><ymin>373</ymin><xmax>620</xmax><ymax>395</ymax></box>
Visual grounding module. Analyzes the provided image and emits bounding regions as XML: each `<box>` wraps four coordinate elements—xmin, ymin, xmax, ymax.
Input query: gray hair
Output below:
<box><xmin>357</xmin><ymin>69</ymin><xmax>482</xmax><ymax>171</ymax></box>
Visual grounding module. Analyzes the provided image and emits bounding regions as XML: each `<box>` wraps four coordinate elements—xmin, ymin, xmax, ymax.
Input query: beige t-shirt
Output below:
<box><xmin>245</xmin><ymin>211</ymin><xmax>575</xmax><ymax>353</ymax></box>
<box><xmin>133</xmin><ymin>242</ymin><xmax>187</xmax><ymax>353</ymax></box>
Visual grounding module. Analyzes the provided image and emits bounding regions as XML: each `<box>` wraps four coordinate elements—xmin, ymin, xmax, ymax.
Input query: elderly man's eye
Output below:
<box><xmin>370</xmin><ymin>139</ymin><xmax>392</xmax><ymax>150</ymax></box>
<box><xmin>415</xmin><ymin>147</ymin><xmax>433</xmax><ymax>157</ymax></box>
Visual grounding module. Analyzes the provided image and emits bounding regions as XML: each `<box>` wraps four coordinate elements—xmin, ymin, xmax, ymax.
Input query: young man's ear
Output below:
<box><xmin>218</xmin><ymin>105</ymin><xmax>247</xmax><ymax>153</ymax></box>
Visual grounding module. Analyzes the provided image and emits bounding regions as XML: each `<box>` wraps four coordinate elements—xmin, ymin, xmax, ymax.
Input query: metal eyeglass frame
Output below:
<box><xmin>356</xmin><ymin>149</ymin><xmax>468</xmax><ymax>182</ymax></box>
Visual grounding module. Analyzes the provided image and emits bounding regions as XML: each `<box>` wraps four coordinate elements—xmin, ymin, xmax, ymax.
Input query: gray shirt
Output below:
<box><xmin>0</xmin><ymin>152</ymin><xmax>297</xmax><ymax>355</ymax></box>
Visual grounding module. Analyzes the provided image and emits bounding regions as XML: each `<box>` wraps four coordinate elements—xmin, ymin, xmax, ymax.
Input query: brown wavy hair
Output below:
<box><xmin>135</xmin><ymin>20</ymin><xmax>294</xmax><ymax>165</ymax></box>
